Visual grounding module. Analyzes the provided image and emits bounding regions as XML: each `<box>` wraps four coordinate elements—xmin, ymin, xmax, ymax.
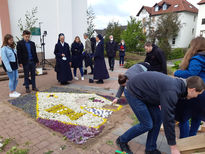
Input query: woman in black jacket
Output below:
<box><xmin>71</xmin><ymin>36</ymin><xmax>84</xmax><ymax>80</ymax></box>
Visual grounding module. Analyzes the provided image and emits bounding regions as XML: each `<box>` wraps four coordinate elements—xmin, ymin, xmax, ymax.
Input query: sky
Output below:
<box><xmin>87</xmin><ymin>0</ymin><xmax>199</xmax><ymax>29</ymax></box>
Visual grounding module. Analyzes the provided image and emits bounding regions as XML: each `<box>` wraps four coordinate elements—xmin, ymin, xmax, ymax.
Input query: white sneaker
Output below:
<box><xmin>14</xmin><ymin>91</ymin><xmax>21</xmax><ymax>97</ymax></box>
<box><xmin>81</xmin><ymin>77</ymin><xmax>84</xmax><ymax>80</ymax></box>
<box><xmin>9</xmin><ymin>92</ymin><xmax>20</xmax><ymax>98</ymax></box>
<box><xmin>74</xmin><ymin>77</ymin><xmax>79</xmax><ymax>80</ymax></box>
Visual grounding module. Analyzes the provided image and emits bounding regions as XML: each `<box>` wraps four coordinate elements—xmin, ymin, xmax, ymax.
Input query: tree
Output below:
<box><xmin>121</xmin><ymin>16</ymin><xmax>146</xmax><ymax>52</ymax></box>
<box><xmin>155</xmin><ymin>13</ymin><xmax>181</xmax><ymax>57</ymax></box>
<box><xmin>143</xmin><ymin>18</ymin><xmax>157</xmax><ymax>44</ymax></box>
<box><xmin>17</xmin><ymin>7</ymin><xmax>38</xmax><ymax>37</ymax></box>
<box><xmin>105</xmin><ymin>21</ymin><xmax>122</xmax><ymax>44</ymax></box>
<box><xmin>87</xmin><ymin>7</ymin><xmax>95</xmax><ymax>38</ymax></box>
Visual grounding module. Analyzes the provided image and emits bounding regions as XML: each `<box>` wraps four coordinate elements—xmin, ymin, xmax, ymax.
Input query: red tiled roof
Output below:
<box><xmin>198</xmin><ymin>0</ymin><xmax>205</xmax><ymax>5</ymax></box>
<box><xmin>137</xmin><ymin>0</ymin><xmax>198</xmax><ymax>16</ymax></box>
<box><xmin>137</xmin><ymin>6</ymin><xmax>152</xmax><ymax>16</ymax></box>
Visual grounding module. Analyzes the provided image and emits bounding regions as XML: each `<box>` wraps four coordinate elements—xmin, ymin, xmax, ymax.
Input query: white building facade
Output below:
<box><xmin>196</xmin><ymin>0</ymin><xmax>205</xmax><ymax>37</ymax></box>
<box><xmin>0</xmin><ymin>0</ymin><xmax>87</xmax><ymax>59</ymax></box>
<box><xmin>137</xmin><ymin>0</ymin><xmax>198</xmax><ymax>49</ymax></box>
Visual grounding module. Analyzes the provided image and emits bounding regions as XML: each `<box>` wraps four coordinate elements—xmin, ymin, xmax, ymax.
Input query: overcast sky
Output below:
<box><xmin>87</xmin><ymin>0</ymin><xmax>199</xmax><ymax>29</ymax></box>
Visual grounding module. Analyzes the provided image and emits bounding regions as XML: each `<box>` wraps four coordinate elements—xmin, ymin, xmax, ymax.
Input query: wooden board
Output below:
<box><xmin>177</xmin><ymin>134</ymin><xmax>205</xmax><ymax>154</ymax></box>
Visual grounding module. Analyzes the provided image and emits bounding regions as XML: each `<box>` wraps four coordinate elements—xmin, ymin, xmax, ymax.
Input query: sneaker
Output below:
<box><xmin>9</xmin><ymin>92</ymin><xmax>20</xmax><ymax>98</ymax></box>
<box><xmin>14</xmin><ymin>91</ymin><xmax>21</xmax><ymax>97</ymax></box>
<box><xmin>116</xmin><ymin>137</ymin><xmax>133</xmax><ymax>154</ymax></box>
<box><xmin>81</xmin><ymin>77</ymin><xmax>85</xmax><ymax>80</ymax></box>
<box><xmin>74</xmin><ymin>77</ymin><xmax>79</xmax><ymax>80</ymax></box>
<box><xmin>145</xmin><ymin>149</ymin><xmax>161</xmax><ymax>154</ymax></box>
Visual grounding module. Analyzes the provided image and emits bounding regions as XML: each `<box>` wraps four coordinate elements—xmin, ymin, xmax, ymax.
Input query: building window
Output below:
<box><xmin>155</xmin><ymin>5</ymin><xmax>159</xmax><ymax>12</ymax></box>
<box><xmin>172</xmin><ymin>38</ymin><xmax>176</xmax><ymax>45</ymax></box>
<box><xmin>194</xmin><ymin>16</ymin><xmax>196</xmax><ymax>22</ymax></box>
<box><xmin>142</xmin><ymin>17</ymin><xmax>146</xmax><ymax>24</ymax></box>
<box><xmin>202</xmin><ymin>18</ymin><xmax>205</xmax><ymax>25</ymax></box>
<box><xmin>163</xmin><ymin>4</ymin><xmax>167</xmax><ymax>10</ymax></box>
<box><xmin>192</xmin><ymin>28</ymin><xmax>194</xmax><ymax>35</ymax></box>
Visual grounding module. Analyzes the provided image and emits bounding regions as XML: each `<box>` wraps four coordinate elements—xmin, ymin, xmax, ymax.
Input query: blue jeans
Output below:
<box><xmin>73</xmin><ymin>67</ymin><xmax>84</xmax><ymax>77</ymax></box>
<box><xmin>7</xmin><ymin>69</ymin><xmax>18</xmax><ymax>92</ymax></box>
<box><xmin>179</xmin><ymin>118</ymin><xmax>201</xmax><ymax>138</ymax></box>
<box><xmin>119</xmin><ymin>56</ymin><xmax>124</xmax><ymax>65</ymax></box>
<box><xmin>23</xmin><ymin>61</ymin><xmax>36</xmax><ymax>89</ymax></box>
<box><xmin>120</xmin><ymin>89</ymin><xmax>162</xmax><ymax>151</ymax></box>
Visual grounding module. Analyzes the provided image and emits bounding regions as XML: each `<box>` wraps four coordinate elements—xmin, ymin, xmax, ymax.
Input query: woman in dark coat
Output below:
<box><xmin>93</xmin><ymin>34</ymin><xmax>109</xmax><ymax>84</ymax></box>
<box><xmin>71</xmin><ymin>36</ymin><xmax>84</xmax><ymax>80</ymax></box>
<box><xmin>54</xmin><ymin>33</ymin><xmax>72</xmax><ymax>85</ymax></box>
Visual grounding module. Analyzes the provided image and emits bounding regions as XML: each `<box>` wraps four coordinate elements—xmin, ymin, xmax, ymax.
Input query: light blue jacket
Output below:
<box><xmin>1</xmin><ymin>46</ymin><xmax>17</xmax><ymax>72</ymax></box>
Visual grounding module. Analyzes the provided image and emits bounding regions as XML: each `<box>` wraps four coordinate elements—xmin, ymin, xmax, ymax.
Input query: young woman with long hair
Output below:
<box><xmin>1</xmin><ymin>34</ymin><xmax>21</xmax><ymax>97</ymax></box>
<box><xmin>71</xmin><ymin>36</ymin><xmax>84</xmax><ymax>80</ymax></box>
<box><xmin>174</xmin><ymin>36</ymin><xmax>205</xmax><ymax>138</ymax></box>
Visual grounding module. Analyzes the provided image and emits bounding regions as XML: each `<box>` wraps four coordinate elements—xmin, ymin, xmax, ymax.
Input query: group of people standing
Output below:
<box><xmin>54</xmin><ymin>33</ymin><xmax>127</xmax><ymax>85</ymax></box>
<box><xmin>113</xmin><ymin>37</ymin><xmax>205</xmax><ymax>154</ymax></box>
<box><xmin>1</xmin><ymin>30</ymin><xmax>39</xmax><ymax>97</ymax></box>
<box><xmin>54</xmin><ymin>33</ymin><xmax>110</xmax><ymax>84</ymax></box>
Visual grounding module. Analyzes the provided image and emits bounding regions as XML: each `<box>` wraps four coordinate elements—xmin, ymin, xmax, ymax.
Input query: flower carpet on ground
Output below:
<box><xmin>9</xmin><ymin>87</ymin><xmax>124</xmax><ymax>144</ymax></box>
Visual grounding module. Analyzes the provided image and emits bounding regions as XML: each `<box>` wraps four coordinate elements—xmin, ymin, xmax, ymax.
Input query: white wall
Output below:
<box><xmin>171</xmin><ymin>12</ymin><xmax>197</xmax><ymax>48</ymax></box>
<box><xmin>72</xmin><ymin>0</ymin><xmax>87</xmax><ymax>42</ymax></box>
<box><xmin>196</xmin><ymin>4</ymin><xmax>205</xmax><ymax>37</ymax></box>
<box><xmin>8</xmin><ymin>0</ymin><xmax>87</xmax><ymax>59</ymax></box>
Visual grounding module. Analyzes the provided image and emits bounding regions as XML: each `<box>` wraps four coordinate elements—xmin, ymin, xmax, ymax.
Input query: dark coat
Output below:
<box><xmin>54</xmin><ymin>42</ymin><xmax>73</xmax><ymax>82</ymax></box>
<box><xmin>144</xmin><ymin>44</ymin><xmax>167</xmax><ymax>74</ymax></box>
<box><xmin>119</xmin><ymin>44</ymin><xmax>126</xmax><ymax>57</ymax></box>
<box><xmin>93</xmin><ymin>40</ymin><xmax>109</xmax><ymax>80</ymax></box>
<box><xmin>17</xmin><ymin>40</ymin><xmax>39</xmax><ymax>65</ymax></box>
<box><xmin>106</xmin><ymin>40</ymin><xmax>118</xmax><ymax>57</ymax></box>
<box><xmin>90</xmin><ymin>37</ymin><xmax>96</xmax><ymax>54</ymax></box>
<box><xmin>175</xmin><ymin>91</ymin><xmax>205</xmax><ymax>122</ymax></box>
<box><xmin>71</xmin><ymin>42</ymin><xmax>84</xmax><ymax>68</ymax></box>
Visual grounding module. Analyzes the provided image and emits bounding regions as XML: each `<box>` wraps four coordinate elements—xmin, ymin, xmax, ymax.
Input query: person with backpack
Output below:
<box><xmin>1</xmin><ymin>34</ymin><xmax>21</xmax><ymax>98</ymax></box>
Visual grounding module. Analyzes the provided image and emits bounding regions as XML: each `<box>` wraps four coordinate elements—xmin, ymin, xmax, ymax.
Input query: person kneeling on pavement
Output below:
<box><xmin>113</xmin><ymin>72</ymin><xmax>205</xmax><ymax>154</ymax></box>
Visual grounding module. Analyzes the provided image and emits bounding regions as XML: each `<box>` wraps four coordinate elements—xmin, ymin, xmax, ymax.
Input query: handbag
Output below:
<box><xmin>1</xmin><ymin>49</ymin><xmax>18</xmax><ymax>72</ymax></box>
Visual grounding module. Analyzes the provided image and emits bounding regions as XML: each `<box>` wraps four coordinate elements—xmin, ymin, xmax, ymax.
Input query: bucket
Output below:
<box><xmin>36</xmin><ymin>68</ymin><xmax>43</xmax><ymax>75</ymax></box>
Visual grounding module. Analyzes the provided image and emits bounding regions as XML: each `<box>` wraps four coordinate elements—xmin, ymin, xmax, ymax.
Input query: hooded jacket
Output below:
<box><xmin>174</xmin><ymin>51</ymin><xmax>205</xmax><ymax>82</ymax></box>
<box><xmin>144</xmin><ymin>44</ymin><xmax>167</xmax><ymax>74</ymax></box>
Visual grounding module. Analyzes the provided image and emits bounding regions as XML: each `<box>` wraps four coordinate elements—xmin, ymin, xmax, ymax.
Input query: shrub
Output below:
<box><xmin>124</xmin><ymin>60</ymin><xmax>142</xmax><ymax>69</ymax></box>
<box><xmin>168</xmin><ymin>48</ymin><xmax>185</xmax><ymax>60</ymax></box>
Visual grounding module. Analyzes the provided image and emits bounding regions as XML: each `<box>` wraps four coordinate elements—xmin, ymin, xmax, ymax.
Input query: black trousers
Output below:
<box><xmin>23</xmin><ymin>60</ymin><xmax>36</xmax><ymax>89</ymax></box>
<box><xmin>108</xmin><ymin>57</ymin><xmax>115</xmax><ymax>69</ymax></box>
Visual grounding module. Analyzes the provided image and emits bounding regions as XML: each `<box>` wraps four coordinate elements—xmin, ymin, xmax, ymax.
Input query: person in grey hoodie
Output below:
<box><xmin>114</xmin><ymin>72</ymin><xmax>205</xmax><ymax>154</ymax></box>
<box><xmin>112</xmin><ymin>62</ymin><xmax>151</xmax><ymax>104</ymax></box>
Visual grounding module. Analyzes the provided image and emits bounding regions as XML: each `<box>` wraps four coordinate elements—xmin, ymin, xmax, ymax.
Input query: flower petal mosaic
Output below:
<box><xmin>36</xmin><ymin>92</ymin><xmax>122</xmax><ymax>144</ymax></box>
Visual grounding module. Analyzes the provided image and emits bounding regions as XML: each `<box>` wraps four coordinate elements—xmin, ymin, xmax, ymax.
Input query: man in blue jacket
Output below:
<box><xmin>115</xmin><ymin>72</ymin><xmax>205</xmax><ymax>154</ymax></box>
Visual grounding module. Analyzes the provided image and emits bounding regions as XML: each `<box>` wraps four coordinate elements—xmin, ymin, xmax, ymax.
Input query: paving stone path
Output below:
<box><xmin>0</xmin><ymin>60</ymin><xmax>171</xmax><ymax>154</ymax></box>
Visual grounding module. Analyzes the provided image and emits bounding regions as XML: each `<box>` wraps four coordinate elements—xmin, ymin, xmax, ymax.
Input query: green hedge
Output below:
<box><xmin>168</xmin><ymin>48</ymin><xmax>186</xmax><ymax>60</ymax></box>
